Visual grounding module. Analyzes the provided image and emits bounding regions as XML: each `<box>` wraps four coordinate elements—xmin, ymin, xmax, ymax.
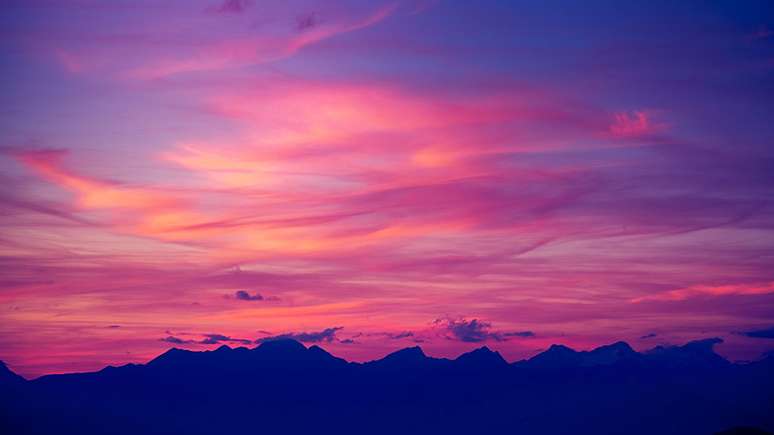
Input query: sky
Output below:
<box><xmin>1</xmin><ymin>0</ymin><xmax>774</xmax><ymax>378</ymax></box>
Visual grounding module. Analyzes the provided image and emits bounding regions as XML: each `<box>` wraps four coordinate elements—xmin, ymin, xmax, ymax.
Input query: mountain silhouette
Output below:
<box><xmin>516</xmin><ymin>341</ymin><xmax>640</xmax><ymax>369</ymax></box>
<box><xmin>2</xmin><ymin>339</ymin><xmax>772</xmax><ymax>435</ymax></box>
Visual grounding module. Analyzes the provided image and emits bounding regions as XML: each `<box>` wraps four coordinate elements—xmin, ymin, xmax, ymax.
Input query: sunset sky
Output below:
<box><xmin>2</xmin><ymin>0</ymin><xmax>774</xmax><ymax>378</ymax></box>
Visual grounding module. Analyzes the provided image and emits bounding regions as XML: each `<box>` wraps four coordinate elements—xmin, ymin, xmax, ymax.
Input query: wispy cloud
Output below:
<box><xmin>209</xmin><ymin>0</ymin><xmax>252</xmax><ymax>15</ymax></box>
<box><xmin>127</xmin><ymin>3</ymin><xmax>397</xmax><ymax>79</ymax></box>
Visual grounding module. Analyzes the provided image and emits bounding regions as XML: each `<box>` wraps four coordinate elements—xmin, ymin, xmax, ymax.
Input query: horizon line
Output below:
<box><xmin>7</xmin><ymin>335</ymin><xmax>757</xmax><ymax>381</ymax></box>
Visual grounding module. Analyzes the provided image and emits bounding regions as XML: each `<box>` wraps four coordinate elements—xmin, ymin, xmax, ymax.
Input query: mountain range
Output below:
<box><xmin>1</xmin><ymin>338</ymin><xmax>772</xmax><ymax>435</ymax></box>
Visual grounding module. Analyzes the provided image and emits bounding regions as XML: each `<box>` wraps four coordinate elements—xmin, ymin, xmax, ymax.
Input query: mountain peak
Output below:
<box><xmin>386</xmin><ymin>346</ymin><xmax>426</xmax><ymax>359</ymax></box>
<box><xmin>583</xmin><ymin>341</ymin><xmax>638</xmax><ymax>366</ymax></box>
<box><xmin>523</xmin><ymin>342</ymin><xmax>640</xmax><ymax>369</ymax></box>
<box><xmin>522</xmin><ymin>344</ymin><xmax>582</xmax><ymax>369</ymax></box>
<box><xmin>547</xmin><ymin>344</ymin><xmax>577</xmax><ymax>353</ymax></box>
<box><xmin>455</xmin><ymin>346</ymin><xmax>507</xmax><ymax>367</ymax></box>
<box><xmin>608</xmin><ymin>341</ymin><xmax>634</xmax><ymax>350</ymax></box>
<box><xmin>148</xmin><ymin>347</ymin><xmax>194</xmax><ymax>367</ymax></box>
<box><xmin>255</xmin><ymin>338</ymin><xmax>307</xmax><ymax>353</ymax></box>
<box><xmin>0</xmin><ymin>360</ymin><xmax>25</xmax><ymax>384</ymax></box>
<box><xmin>588</xmin><ymin>341</ymin><xmax>636</xmax><ymax>356</ymax></box>
<box><xmin>646</xmin><ymin>337</ymin><xmax>728</xmax><ymax>368</ymax></box>
<box><xmin>372</xmin><ymin>346</ymin><xmax>428</xmax><ymax>367</ymax></box>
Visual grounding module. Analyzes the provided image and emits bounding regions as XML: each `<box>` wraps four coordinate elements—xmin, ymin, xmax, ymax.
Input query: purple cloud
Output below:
<box><xmin>739</xmin><ymin>327</ymin><xmax>774</xmax><ymax>339</ymax></box>
<box><xmin>161</xmin><ymin>336</ymin><xmax>193</xmax><ymax>345</ymax></box>
<box><xmin>210</xmin><ymin>0</ymin><xmax>251</xmax><ymax>14</ymax></box>
<box><xmin>256</xmin><ymin>327</ymin><xmax>343</xmax><ymax>344</ymax></box>
<box><xmin>199</xmin><ymin>334</ymin><xmax>252</xmax><ymax>345</ymax></box>
<box><xmin>434</xmin><ymin>317</ymin><xmax>534</xmax><ymax>342</ymax></box>
<box><xmin>234</xmin><ymin>290</ymin><xmax>264</xmax><ymax>301</ymax></box>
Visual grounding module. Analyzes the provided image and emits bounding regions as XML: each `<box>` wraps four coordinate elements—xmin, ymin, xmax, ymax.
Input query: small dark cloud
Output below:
<box><xmin>738</xmin><ymin>326</ymin><xmax>774</xmax><ymax>339</ymax></box>
<box><xmin>107</xmin><ymin>325</ymin><xmax>121</xmax><ymax>329</ymax></box>
<box><xmin>640</xmin><ymin>333</ymin><xmax>658</xmax><ymax>339</ymax></box>
<box><xmin>256</xmin><ymin>327</ymin><xmax>343</xmax><ymax>344</ymax></box>
<box><xmin>231</xmin><ymin>290</ymin><xmax>278</xmax><ymax>302</ymax></box>
<box><xmin>296</xmin><ymin>12</ymin><xmax>318</xmax><ymax>31</ymax></box>
<box><xmin>161</xmin><ymin>336</ymin><xmax>193</xmax><ymax>345</ymax></box>
<box><xmin>210</xmin><ymin>0</ymin><xmax>251</xmax><ymax>14</ymax></box>
<box><xmin>199</xmin><ymin>334</ymin><xmax>252</xmax><ymax>345</ymax></box>
<box><xmin>235</xmin><ymin>290</ymin><xmax>263</xmax><ymax>301</ymax></box>
<box><xmin>434</xmin><ymin>317</ymin><xmax>534</xmax><ymax>342</ymax></box>
<box><xmin>339</xmin><ymin>338</ymin><xmax>356</xmax><ymax>344</ymax></box>
<box><xmin>435</xmin><ymin>317</ymin><xmax>494</xmax><ymax>342</ymax></box>
<box><xmin>389</xmin><ymin>331</ymin><xmax>414</xmax><ymax>339</ymax></box>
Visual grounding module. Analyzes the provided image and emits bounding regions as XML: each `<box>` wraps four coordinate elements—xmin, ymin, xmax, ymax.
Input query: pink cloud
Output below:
<box><xmin>609</xmin><ymin>110</ymin><xmax>665</xmax><ymax>138</ymax></box>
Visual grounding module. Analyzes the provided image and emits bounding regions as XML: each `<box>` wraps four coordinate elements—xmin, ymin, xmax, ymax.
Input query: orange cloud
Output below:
<box><xmin>15</xmin><ymin>150</ymin><xmax>206</xmax><ymax>237</ymax></box>
<box><xmin>164</xmin><ymin>81</ymin><xmax>508</xmax><ymax>193</ymax></box>
<box><xmin>632</xmin><ymin>281</ymin><xmax>774</xmax><ymax>302</ymax></box>
<box><xmin>17</xmin><ymin>150</ymin><xmax>179</xmax><ymax>211</ymax></box>
<box><xmin>15</xmin><ymin>144</ymin><xmax>477</xmax><ymax>258</ymax></box>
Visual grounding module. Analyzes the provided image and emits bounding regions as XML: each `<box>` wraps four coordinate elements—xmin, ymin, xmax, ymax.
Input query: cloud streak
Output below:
<box><xmin>127</xmin><ymin>3</ymin><xmax>398</xmax><ymax>79</ymax></box>
<box><xmin>738</xmin><ymin>327</ymin><xmax>774</xmax><ymax>339</ymax></box>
